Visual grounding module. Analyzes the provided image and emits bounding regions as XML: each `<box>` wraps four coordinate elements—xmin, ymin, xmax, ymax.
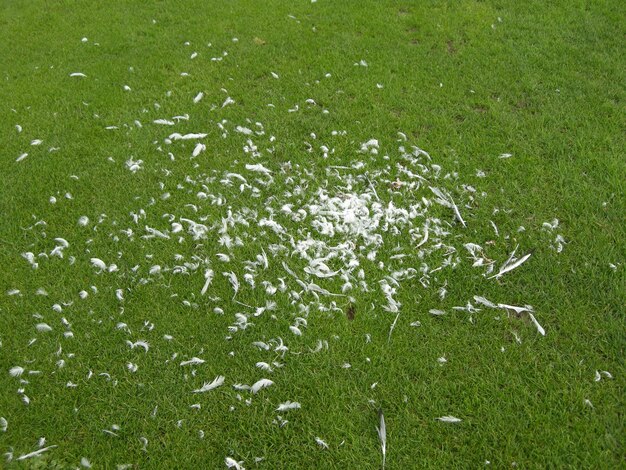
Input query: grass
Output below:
<box><xmin>0</xmin><ymin>0</ymin><xmax>624</xmax><ymax>468</ymax></box>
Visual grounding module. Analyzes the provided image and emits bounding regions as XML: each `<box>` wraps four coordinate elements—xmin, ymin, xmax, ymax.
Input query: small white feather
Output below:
<box><xmin>90</xmin><ymin>258</ymin><xmax>106</xmax><ymax>271</ymax></box>
<box><xmin>192</xmin><ymin>375</ymin><xmax>225</xmax><ymax>393</ymax></box>
<box><xmin>436</xmin><ymin>416</ymin><xmax>462</xmax><ymax>423</ymax></box>
<box><xmin>276</xmin><ymin>401</ymin><xmax>301</xmax><ymax>412</ymax></box>
<box><xmin>250</xmin><ymin>378</ymin><xmax>274</xmax><ymax>394</ymax></box>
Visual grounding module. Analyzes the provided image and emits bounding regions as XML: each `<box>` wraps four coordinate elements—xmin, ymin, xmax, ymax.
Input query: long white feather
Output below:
<box><xmin>377</xmin><ymin>408</ymin><xmax>387</xmax><ymax>469</ymax></box>
<box><xmin>489</xmin><ymin>251</ymin><xmax>531</xmax><ymax>279</ymax></box>
<box><xmin>436</xmin><ymin>416</ymin><xmax>462</xmax><ymax>423</ymax></box>
<box><xmin>16</xmin><ymin>445</ymin><xmax>58</xmax><ymax>461</ymax></box>
<box><xmin>180</xmin><ymin>357</ymin><xmax>205</xmax><ymax>366</ymax></box>
<box><xmin>223</xmin><ymin>272</ymin><xmax>239</xmax><ymax>299</ymax></box>
<box><xmin>527</xmin><ymin>312</ymin><xmax>546</xmax><ymax>336</ymax></box>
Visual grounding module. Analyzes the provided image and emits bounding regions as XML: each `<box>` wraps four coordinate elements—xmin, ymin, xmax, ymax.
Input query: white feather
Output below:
<box><xmin>180</xmin><ymin>357</ymin><xmax>205</xmax><ymax>366</ymax></box>
<box><xmin>527</xmin><ymin>312</ymin><xmax>546</xmax><ymax>336</ymax></box>
<box><xmin>225</xmin><ymin>457</ymin><xmax>245</xmax><ymax>469</ymax></box>
<box><xmin>377</xmin><ymin>409</ymin><xmax>387</xmax><ymax>469</ymax></box>
<box><xmin>315</xmin><ymin>437</ymin><xmax>329</xmax><ymax>449</ymax></box>
<box><xmin>16</xmin><ymin>445</ymin><xmax>58</xmax><ymax>461</ymax></box>
<box><xmin>223</xmin><ymin>272</ymin><xmax>239</xmax><ymax>299</ymax></box>
<box><xmin>250</xmin><ymin>378</ymin><xmax>274</xmax><ymax>394</ymax></box>
<box><xmin>90</xmin><ymin>258</ymin><xmax>106</xmax><ymax>271</ymax></box>
<box><xmin>9</xmin><ymin>366</ymin><xmax>24</xmax><ymax>377</ymax></box>
<box><xmin>192</xmin><ymin>375</ymin><xmax>225</xmax><ymax>393</ymax></box>
<box><xmin>436</xmin><ymin>416</ymin><xmax>462</xmax><ymax>423</ymax></box>
<box><xmin>276</xmin><ymin>401</ymin><xmax>301</xmax><ymax>412</ymax></box>
<box><xmin>192</xmin><ymin>143</ymin><xmax>206</xmax><ymax>157</ymax></box>
<box><xmin>201</xmin><ymin>269</ymin><xmax>214</xmax><ymax>295</ymax></box>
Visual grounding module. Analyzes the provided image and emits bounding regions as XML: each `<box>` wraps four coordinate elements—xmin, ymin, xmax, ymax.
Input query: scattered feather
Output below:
<box><xmin>436</xmin><ymin>416</ymin><xmax>462</xmax><ymax>423</ymax></box>
<box><xmin>192</xmin><ymin>375</ymin><xmax>225</xmax><ymax>393</ymax></box>
<box><xmin>377</xmin><ymin>408</ymin><xmax>387</xmax><ymax>469</ymax></box>
<box><xmin>251</xmin><ymin>378</ymin><xmax>274</xmax><ymax>394</ymax></box>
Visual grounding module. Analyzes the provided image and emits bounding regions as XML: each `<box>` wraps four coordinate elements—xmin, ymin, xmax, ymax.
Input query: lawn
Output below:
<box><xmin>0</xmin><ymin>1</ymin><xmax>624</xmax><ymax>468</ymax></box>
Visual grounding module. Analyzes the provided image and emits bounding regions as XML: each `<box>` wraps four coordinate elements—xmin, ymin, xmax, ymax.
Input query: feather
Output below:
<box><xmin>69</xmin><ymin>72</ymin><xmax>87</xmax><ymax>77</ymax></box>
<box><xmin>415</xmin><ymin>224</ymin><xmax>429</xmax><ymax>249</ymax></box>
<box><xmin>225</xmin><ymin>457</ymin><xmax>245</xmax><ymax>469</ymax></box>
<box><xmin>169</xmin><ymin>132</ymin><xmax>207</xmax><ymax>140</ymax></box>
<box><xmin>180</xmin><ymin>357</ymin><xmax>205</xmax><ymax>366</ymax></box>
<box><xmin>90</xmin><ymin>258</ymin><xmax>106</xmax><ymax>271</ymax></box>
<box><xmin>429</xmin><ymin>187</ymin><xmax>466</xmax><ymax>227</ymax></box>
<box><xmin>289</xmin><ymin>325</ymin><xmax>302</xmax><ymax>336</ymax></box>
<box><xmin>256</xmin><ymin>362</ymin><xmax>273</xmax><ymax>372</ymax></box>
<box><xmin>16</xmin><ymin>445</ymin><xmax>58</xmax><ymax>461</ymax></box>
<box><xmin>377</xmin><ymin>408</ymin><xmax>387</xmax><ymax>469</ymax></box>
<box><xmin>192</xmin><ymin>143</ymin><xmax>206</xmax><ymax>157</ymax></box>
<box><xmin>193</xmin><ymin>92</ymin><xmax>204</xmax><ymax>103</ymax></box>
<box><xmin>251</xmin><ymin>378</ymin><xmax>274</xmax><ymax>394</ymax></box>
<box><xmin>388</xmin><ymin>312</ymin><xmax>400</xmax><ymax>343</ymax></box>
<box><xmin>245</xmin><ymin>163</ymin><xmax>272</xmax><ymax>175</ymax></box>
<box><xmin>36</xmin><ymin>323</ymin><xmax>52</xmax><ymax>332</ymax></box>
<box><xmin>223</xmin><ymin>272</ymin><xmax>239</xmax><ymax>299</ymax></box>
<box><xmin>315</xmin><ymin>437</ymin><xmax>329</xmax><ymax>449</ymax></box>
<box><xmin>0</xmin><ymin>417</ymin><xmax>6</xmax><ymax>432</ymax></box>
<box><xmin>436</xmin><ymin>416</ymin><xmax>462</xmax><ymax>423</ymax></box>
<box><xmin>489</xmin><ymin>251</ymin><xmax>532</xmax><ymax>279</ymax></box>
<box><xmin>276</xmin><ymin>401</ymin><xmax>301</xmax><ymax>412</ymax></box>
<box><xmin>527</xmin><ymin>312</ymin><xmax>545</xmax><ymax>336</ymax></box>
<box><xmin>201</xmin><ymin>269</ymin><xmax>214</xmax><ymax>295</ymax></box>
<box><xmin>473</xmin><ymin>295</ymin><xmax>498</xmax><ymax>309</ymax></box>
<box><xmin>252</xmin><ymin>341</ymin><xmax>270</xmax><ymax>350</ymax></box>
<box><xmin>192</xmin><ymin>375</ymin><xmax>225</xmax><ymax>393</ymax></box>
<box><xmin>9</xmin><ymin>366</ymin><xmax>24</xmax><ymax>377</ymax></box>
<box><xmin>128</xmin><ymin>340</ymin><xmax>150</xmax><ymax>352</ymax></box>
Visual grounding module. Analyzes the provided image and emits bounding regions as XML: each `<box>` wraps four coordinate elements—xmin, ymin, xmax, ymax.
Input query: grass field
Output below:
<box><xmin>1</xmin><ymin>1</ymin><xmax>624</xmax><ymax>468</ymax></box>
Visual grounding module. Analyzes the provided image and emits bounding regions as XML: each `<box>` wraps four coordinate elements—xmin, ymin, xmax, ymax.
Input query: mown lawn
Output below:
<box><xmin>0</xmin><ymin>1</ymin><xmax>624</xmax><ymax>468</ymax></box>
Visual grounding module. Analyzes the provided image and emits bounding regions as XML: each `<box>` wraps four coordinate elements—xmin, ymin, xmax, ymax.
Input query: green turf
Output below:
<box><xmin>0</xmin><ymin>1</ymin><xmax>624</xmax><ymax>468</ymax></box>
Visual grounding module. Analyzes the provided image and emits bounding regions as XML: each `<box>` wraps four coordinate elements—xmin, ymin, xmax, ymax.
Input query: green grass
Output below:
<box><xmin>0</xmin><ymin>1</ymin><xmax>624</xmax><ymax>468</ymax></box>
